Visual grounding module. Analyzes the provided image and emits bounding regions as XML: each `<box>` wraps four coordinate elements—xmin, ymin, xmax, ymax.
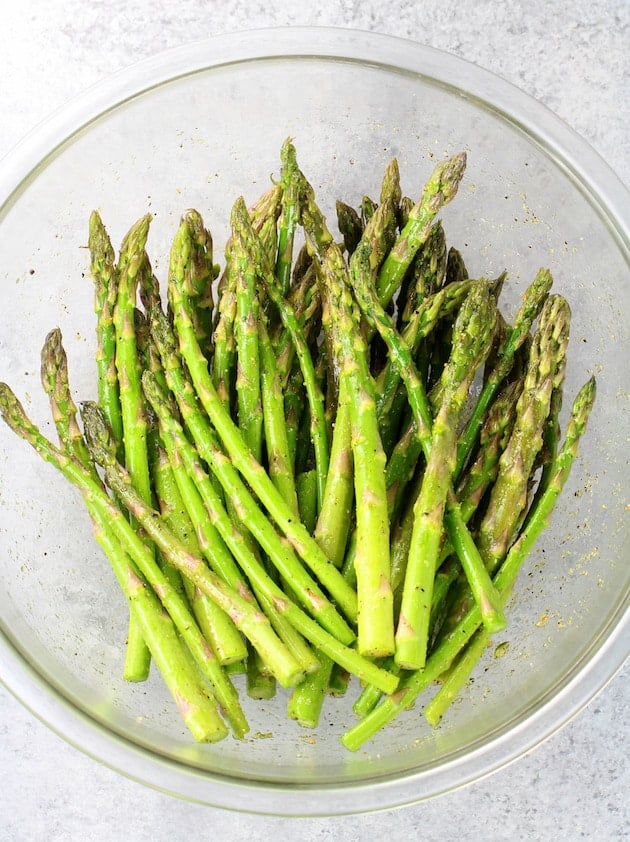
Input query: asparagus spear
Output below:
<box><xmin>177</xmin><ymin>209</ymin><xmax>216</xmax><ymax>360</ymax></box>
<box><xmin>355</xmin><ymin>381</ymin><xmax>521</xmax><ymax>714</ymax></box>
<box><xmin>455</xmin><ymin>268</ymin><xmax>553</xmax><ymax>477</ymax></box>
<box><xmin>299</xmin><ymin>173</ymin><xmax>395</xmax><ymax>658</ymax></box>
<box><xmin>88</xmin><ymin>211</ymin><xmax>124</xmax><ymax>460</ymax></box>
<box><xmin>397</xmin><ymin>220</ymin><xmax>447</xmax><ymax>328</ymax></box>
<box><xmin>186</xmin><ymin>210</ymin><xmax>279</xmax><ymax>696</ymax></box>
<box><xmin>424</xmin><ymin>375</ymin><xmax>596</xmax><ymax>726</ymax></box>
<box><xmin>149</xmin><ymin>305</ymin><xmax>356</xmax><ymax>640</ymax></box>
<box><xmin>165</xmin><ymin>225</ymin><xmax>358</xmax><ymax>629</ymax></box>
<box><xmin>0</xmin><ymin>383</ymin><xmax>252</xmax><ymax>736</ymax></box>
<box><xmin>114</xmin><ymin>215</ymin><xmax>153</xmax><ymax>504</ymax></box>
<box><xmin>341</xmin><ymin>374</ymin><xmax>595</xmax><ymax>751</ymax></box>
<box><xmin>312</xmin><ymin>379</ymin><xmax>354</xmax><ymax>568</ymax></box>
<box><xmin>283</xmin><ymin>365</ymin><xmax>304</xmax><ymax>472</ymax></box>
<box><xmin>142</xmin><ymin>368</ymin><xmax>398</xmax><ymax>695</ymax></box>
<box><xmin>152</xmin><ymin>445</ymin><xmax>248</xmax><ymax>666</ymax></box>
<box><xmin>376</xmin><ymin>278</ymin><xmax>476</xmax><ymax>454</ymax></box>
<box><xmin>36</xmin><ymin>331</ymin><xmax>232</xmax><ymax>739</ymax></box>
<box><xmin>38</xmin><ymin>328</ymin><xmax>189</xmax><ymax>706</ymax></box>
<box><xmin>230</xmin><ymin>196</ymin><xmax>330</xmax><ymax>510</ymax></box>
<box><xmin>477</xmin><ymin>294</ymin><xmax>571</xmax><ymax>575</ymax></box>
<box><xmin>40</xmin><ymin>328</ymin><xmax>99</xmax><ymax>481</ymax></box>
<box><xmin>395</xmin><ymin>282</ymin><xmax>503</xmax><ymax>670</ymax></box>
<box><xmin>275</xmin><ymin>138</ymin><xmax>300</xmax><ymax>295</ymax></box>
<box><xmin>146</xmin><ymin>339</ymin><xmax>318</xmax><ymax>673</ymax></box>
<box><xmin>231</xmin><ymin>209</ymin><xmax>264</xmax><ymax>462</ymax></box>
<box><xmin>210</xmin><ymin>187</ymin><xmax>281</xmax><ymax>407</ymax></box>
<box><xmin>336</xmin><ymin>200</ymin><xmax>364</xmax><ymax>256</ymax></box>
<box><xmin>445</xmin><ymin>245</ymin><xmax>470</xmax><ymax>286</ymax></box>
<box><xmin>296</xmin><ymin>468</ymin><xmax>318</xmax><ymax>533</ymax></box>
<box><xmin>211</xmin><ymin>241</ymin><xmax>238</xmax><ymax>411</ymax></box>
<box><xmin>79</xmin><ymin>400</ymin><xmax>308</xmax><ymax>696</ymax></box>
<box><xmin>259</xmin><ymin>316</ymin><xmax>300</xmax><ymax>516</ymax></box>
<box><xmin>91</xmin><ymin>509</ymin><xmax>230</xmax><ymax>742</ymax></box>
<box><xmin>113</xmin><ymin>214</ymin><xmax>156</xmax><ymax>682</ymax></box>
<box><xmin>349</xmin><ymin>221</ymin><xmax>505</xmax><ymax>641</ymax></box>
<box><xmin>376</xmin><ymin>153</ymin><xmax>467</xmax><ymax>306</ymax></box>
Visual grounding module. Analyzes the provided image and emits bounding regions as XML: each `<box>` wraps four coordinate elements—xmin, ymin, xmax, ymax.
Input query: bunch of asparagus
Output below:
<box><xmin>0</xmin><ymin>140</ymin><xmax>595</xmax><ymax>750</ymax></box>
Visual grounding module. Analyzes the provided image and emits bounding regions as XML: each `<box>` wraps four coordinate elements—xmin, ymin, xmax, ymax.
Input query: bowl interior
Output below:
<box><xmin>0</xmin><ymin>33</ymin><xmax>628</xmax><ymax>814</ymax></box>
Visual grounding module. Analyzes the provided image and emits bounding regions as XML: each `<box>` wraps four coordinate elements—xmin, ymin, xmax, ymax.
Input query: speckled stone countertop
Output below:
<box><xmin>0</xmin><ymin>2</ymin><xmax>628</xmax><ymax>839</ymax></box>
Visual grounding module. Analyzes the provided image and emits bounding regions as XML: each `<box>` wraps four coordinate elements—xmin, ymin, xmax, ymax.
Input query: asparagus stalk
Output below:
<box><xmin>283</xmin><ymin>366</ymin><xmax>304</xmax><ymax>472</ymax></box>
<box><xmin>38</xmin><ymin>328</ymin><xmax>188</xmax><ymax>710</ymax></box>
<box><xmin>87</xmin><ymin>210</ymin><xmax>124</xmax><ymax>460</ymax></box>
<box><xmin>143</xmin><ymin>363</ymin><xmax>319</xmax><ymax>676</ymax></box>
<box><xmin>91</xmin><ymin>509</ymin><xmax>229</xmax><ymax>742</ymax></box>
<box><xmin>79</xmin><ymin>400</ymin><xmax>307</xmax><ymax>696</ymax></box>
<box><xmin>40</xmin><ymin>328</ymin><xmax>99</xmax><ymax>481</ymax></box>
<box><xmin>376</xmin><ymin>153</ymin><xmax>467</xmax><ymax>306</ymax></box>
<box><xmin>231</xmin><ymin>209</ymin><xmax>264</xmax><ymax>461</ymax></box>
<box><xmin>397</xmin><ymin>220</ymin><xmax>447</xmax><ymax>328</ymax></box>
<box><xmin>445</xmin><ymin>245</ymin><xmax>470</xmax><ymax>286</ymax></box>
<box><xmin>259</xmin><ymin>316</ymin><xmax>300</xmax><ymax>516</ymax></box>
<box><xmin>376</xmin><ymin>278</ymin><xmax>476</xmax><ymax>453</ymax></box>
<box><xmin>349</xmin><ymin>227</ymin><xmax>505</xmax><ymax>640</ymax></box>
<box><xmin>455</xmin><ymin>268</ymin><xmax>553</xmax><ymax>477</ymax></box>
<box><xmin>299</xmin><ymin>179</ymin><xmax>394</xmax><ymax>658</ymax></box>
<box><xmin>342</xmin><ymin>374</ymin><xmax>595</xmax><ymax>751</ymax></box>
<box><xmin>175</xmin><ymin>209</ymin><xmax>216</xmax><ymax>359</ymax></box>
<box><xmin>210</xmin><ymin>188</ymin><xmax>280</xmax><ymax>408</ymax></box>
<box><xmin>296</xmin><ymin>468</ymin><xmax>318</xmax><ymax>533</ymax></box>
<box><xmin>230</xmin><ymin>196</ymin><xmax>330</xmax><ymax>510</ymax></box>
<box><xmin>113</xmin><ymin>214</ymin><xmax>157</xmax><ymax>682</ymax></box>
<box><xmin>114</xmin><ymin>214</ymin><xmax>153</xmax><ymax>503</ymax></box>
<box><xmin>0</xmin><ymin>383</ymin><xmax>251</xmax><ymax>736</ymax></box>
<box><xmin>152</xmin><ymin>445</ymin><xmax>248</xmax><ymax>666</ymax></box>
<box><xmin>142</xmin><ymin>368</ymin><xmax>397</xmax><ymax>695</ymax></box>
<box><xmin>37</xmin><ymin>328</ymin><xmax>229</xmax><ymax>739</ymax></box>
<box><xmin>361</xmin><ymin>195</ymin><xmax>377</xmax><ymax>225</ymax></box>
<box><xmin>211</xmin><ymin>241</ymin><xmax>238</xmax><ymax>411</ymax></box>
<box><xmin>312</xmin><ymin>378</ymin><xmax>354</xmax><ymax>568</ymax></box>
<box><xmin>149</xmin><ymin>305</ymin><xmax>356</xmax><ymax>640</ymax></box>
<box><xmin>190</xmin><ymin>213</ymin><xmax>276</xmax><ymax>694</ymax></box>
<box><xmin>477</xmin><ymin>294</ymin><xmax>571</xmax><ymax>575</ymax></box>
<box><xmin>355</xmin><ymin>398</ymin><xmax>503</xmax><ymax>715</ymax></box>
<box><xmin>165</xmin><ymin>228</ymin><xmax>358</xmax><ymax>629</ymax></box>
<box><xmin>425</xmin><ymin>375</ymin><xmax>596</xmax><ymax>726</ymax></box>
<box><xmin>395</xmin><ymin>282</ymin><xmax>503</xmax><ymax>670</ymax></box>
<box><xmin>423</xmin><ymin>625</ymin><xmax>490</xmax><ymax>726</ymax></box>
<box><xmin>275</xmin><ymin>138</ymin><xmax>300</xmax><ymax>295</ymax></box>
<box><xmin>336</xmin><ymin>200</ymin><xmax>364</xmax><ymax>256</ymax></box>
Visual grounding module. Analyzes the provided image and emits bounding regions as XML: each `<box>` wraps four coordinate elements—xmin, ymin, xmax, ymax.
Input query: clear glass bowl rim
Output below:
<box><xmin>0</xmin><ymin>26</ymin><xmax>628</xmax><ymax>817</ymax></box>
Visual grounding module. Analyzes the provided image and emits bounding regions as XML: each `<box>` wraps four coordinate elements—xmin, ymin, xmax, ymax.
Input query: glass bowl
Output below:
<box><xmin>0</xmin><ymin>28</ymin><xmax>627</xmax><ymax>816</ymax></box>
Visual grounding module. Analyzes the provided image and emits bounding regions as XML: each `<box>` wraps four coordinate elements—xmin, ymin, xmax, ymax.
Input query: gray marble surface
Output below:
<box><xmin>0</xmin><ymin>1</ymin><xmax>628</xmax><ymax>839</ymax></box>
